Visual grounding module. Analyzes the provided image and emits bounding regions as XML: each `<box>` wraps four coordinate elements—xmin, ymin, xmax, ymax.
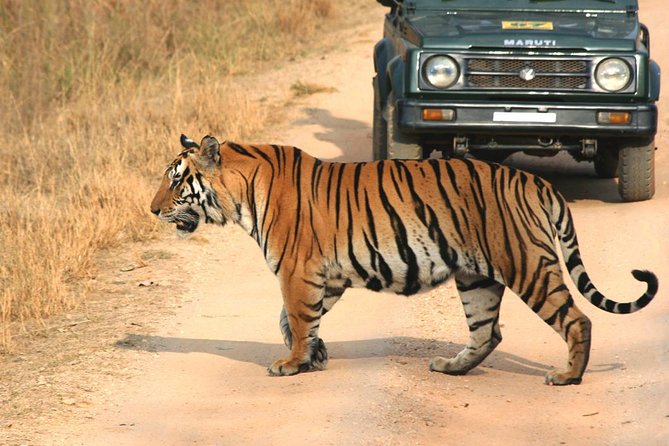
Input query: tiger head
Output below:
<box><xmin>150</xmin><ymin>134</ymin><xmax>227</xmax><ymax>237</ymax></box>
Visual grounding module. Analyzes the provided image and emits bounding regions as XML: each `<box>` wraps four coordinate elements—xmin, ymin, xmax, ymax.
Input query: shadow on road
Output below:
<box><xmin>505</xmin><ymin>152</ymin><xmax>621</xmax><ymax>203</ymax></box>
<box><xmin>116</xmin><ymin>334</ymin><xmax>621</xmax><ymax>378</ymax></box>
<box><xmin>293</xmin><ymin>107</ymin><xmax>372</xmax><ymax>163</ymax></box>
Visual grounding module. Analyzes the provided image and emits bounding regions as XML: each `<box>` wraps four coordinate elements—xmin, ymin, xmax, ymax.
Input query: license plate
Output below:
<box><xmin>502</xmin><ymin>21</ymin><xmax>554</xmax><ymax>30</ymax></box>
<box><xmin>492</xmin><ymin>112</ymin><xmax>557</xmax><ymax>123</ymax></box>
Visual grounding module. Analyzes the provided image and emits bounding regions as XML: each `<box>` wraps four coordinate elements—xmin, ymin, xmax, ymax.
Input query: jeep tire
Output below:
<box><xmin>594</xmin><ymin>148</ymin><xmax>619</xmax><ymax>179</ymax></box>
<box><xmin>372</xmin><ymin>76</ymin><xmax>388</xmax><ymax>161</ymax></box>
<box><xmin>618</xmin><ymin>140</ymin><xmax>655</xmax><ymax>202</ymax></box>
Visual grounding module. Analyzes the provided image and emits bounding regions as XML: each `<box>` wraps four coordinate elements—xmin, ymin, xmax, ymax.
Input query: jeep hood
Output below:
<box><xmin>409</xmin><ymin>0</ymin><xmax>638</xmax><ymax>13</ymax></box>
<box><xmin>407</xmin><ymin>11</ymin><xmax>639</xmax><ymax>51</ymax></box>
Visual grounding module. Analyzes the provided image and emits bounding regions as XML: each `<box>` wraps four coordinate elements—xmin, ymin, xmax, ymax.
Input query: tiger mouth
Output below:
<box><xmin>176</xmin><ymin>220</ymin><xmax>198</xmax><ymax>233</ymax></box>
<box><xmin>174</xmin><ymin>209</ymin><xmax>200</xmax><ymax>233</ymax></box>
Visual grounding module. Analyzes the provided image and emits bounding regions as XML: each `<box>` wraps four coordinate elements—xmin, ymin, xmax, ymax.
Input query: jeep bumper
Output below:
<box><xmin>398</xmin><ymin>100</ymin><xmax>657</xmax><ymax>143</ymax></box>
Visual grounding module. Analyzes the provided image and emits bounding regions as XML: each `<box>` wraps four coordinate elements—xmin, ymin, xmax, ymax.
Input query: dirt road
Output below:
<box><xmin>31</xmin><ymin>1</ymin><xmax>669</xmax><ymax>444</ymax></box>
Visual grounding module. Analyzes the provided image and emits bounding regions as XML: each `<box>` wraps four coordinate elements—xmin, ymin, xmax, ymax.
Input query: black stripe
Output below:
<box><xmin>325</xmin><ymin>163</ymin><xmax>337</xmax><ymax>208</ymax></box>
<box><xmin>544</xmin><ymin>296</ymin><xmax>574</xmax><ymax>326</ymax></box>
<box><xmin>469</xmin><ymin>317</ymin><xmax>495</xmax><ymax>332</ymax></box>
<box><xmin>324</xmin><ymin>287</ymin><xmax>344</xmax><ymax>298</ymax></box>
<box><xmin>377</xmin><ymin>162</ymin><xmax>420</xmax><ymax>295</ymax></box>
<box><xmin>251</xmin><ymin>145</ymin><xmax>272</xmax><ymax>163</ymax></box>
<box><xmin>364</xmin><ymin>190</ymin><xmax>379</xmax><ymax>247</ymax></box>
<box><xmin>290</xmin><ymin>150</ymin><xmax>303</xmax><ymax>253</ymax></box>
<box><xmin>302</xmin><ymin>299</ymin><xmax>324</xmax><ymax>312</ymax></box>
<box><xmin>247</xmin><ymin>166</ymin><xmax>261</xmax><ymax>240</ymax></box>
<box><xmin>334</xmin><ymin>164</ymin><xmax>346</xmax><ymax>228</ymax></box>
<box><xmin>490</xmin><ymin>168</ymin><xmax>518</xmax><ymax>286</ymax></box>
<box><xmin>577</xmin><ymin>273</ymin><xmax>595</xmax><ymax>294</ymax></box>
<box><xmin>427</xmin><ymin>160</ymin><xmax>467</xmax><ymax>245</ymax></box>
<box><xmin>366</xmin><ymin>278</ymin><xmax>383</xmax><ymax>291</ymax></box>
<box><xmin>426</xmin><ymin>206</ymin><xmax>458</xmax><ymax>268</ymax></box>
<box><xmin>617</xmin><ymin>302</ymin><xmax>632</xmax><ymax>314</ymax></box>
<box><xmin>456</xmin><ymin>277</ymin><xmax>498</xmax><ymax>292</ymax></box>
<box><xmin>353</xmin><ymin>163</ymin><xmax>364</xmax><ymax>209</ymax></box>
<box><xmin>302</xmin><ymin>280</ymin><xmax>324</xmax><ymax>290</ymax></box>
<box><xmin>436</xmin><ymin>159</ymin><xmax>459</xmax><ymax>194</ymax></box>
<box><xmin>311</xmin><ymin>158</ymin><xmax>323</xmax><ymax>200</ymax></box>
<box><xmin>563</xmin><ymin>318</ymin><xmax>581</xmax><ymax>338</ymax></box>
<box><xmin>485</xmin><ymin>300</ymin><xmax>502</xmax><ymax>312</ymax></box>
<box><xmin>227</xmin><ymin>142</ymin><xmax>256</xmax><ymax>158</ymax></box>
<box><xmin>362</xmin><ymin>232</ymin><xmax>379</xmax><ymax>272</ymax></box>
<box><xmin>566</xmin><ymin>251</ymin><xmax>581</xmax><ymax>272</ymax></box>
<box><xmin>298</xmin><ymin>312</ymin><xmax>320</xmax><ymax>323</ymax></box>
<box><xmin>259</xmin><ymin>164</ymin><xmax>276</xmax><ymax>248</ymax></box>
<box><xmin>588</xmin><ymin>290</ymin><xmax>604</xmax><ymax>307</ymax></box>
<box><xmin>272</xmin><ymin>145</ymin><xmax>282</xmax><ymax>172</ymax></box>
<box><xmin>389</xmin><ymin>165</ymin><xmax>405</xmax><ymax>202</ymax></box>
<box><xmin>273</xmin><ymin>235</ymin><xmax>290</xmax><ymax>274</ymax></box>
<box><xmin>397</xmin><ymin>162</ymin><xmax>427</xmax><ymax>226</ymax></box>
<box><xmin>346</xmin><ymin>190</ymin><xmax>369</xmax><ymax>280</ymax></box>
<box><xmin>308</xmin><ymin>206</ymin><xmax>324</xmax><ymax>256</ymax></box>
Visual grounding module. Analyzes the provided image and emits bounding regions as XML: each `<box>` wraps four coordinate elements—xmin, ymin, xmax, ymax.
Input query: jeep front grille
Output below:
<box><xmin>465</xmin><ymin>57</ymin><xmax>591</xmax><ymax>91</ymax></box>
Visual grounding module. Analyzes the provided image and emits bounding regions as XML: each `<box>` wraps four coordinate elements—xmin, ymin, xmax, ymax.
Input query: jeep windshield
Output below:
<box><xmin>409</xmin><ymin>0</ymin><xmax>637</xmax><ymax>13</ymax></box>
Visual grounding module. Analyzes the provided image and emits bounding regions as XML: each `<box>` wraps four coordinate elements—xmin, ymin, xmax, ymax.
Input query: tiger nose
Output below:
<box><xmin>150</xmin><ymin>207</ymin><xmax>160</xmax><ymax>216</ymax></box>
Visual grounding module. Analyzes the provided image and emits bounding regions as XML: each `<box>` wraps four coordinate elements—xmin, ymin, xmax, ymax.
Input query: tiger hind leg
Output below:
<box><xmin>430</xmin><ymin>273</ymin><xmax>504</xmax><ymax>375</ymax></box>
<box><xmin>514</xmin><ymin>268</ymin><xmax>592</xmax><ymax>385</ymax></box>
<box><xmin>544</xmin><ymin>311</ymin><xmax>591</xmax><ymax>386</ymax></box>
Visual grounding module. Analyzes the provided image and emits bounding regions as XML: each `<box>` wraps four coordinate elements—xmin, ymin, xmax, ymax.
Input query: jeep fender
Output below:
<box><xmin>375</xmin><ymin>39</ymin><xmax>406</xmax><ymax>103</ymax></box>
<box><xmin>649</xmin><ymin>59</ymin><xmax>661</xmax><ymax>101</ymax></box>
<box><xmin>386</xmin><ymin>55</ymin><xmax>405</xmax><ymax>100</ymax></box>
<box><xmin>374</xmin><ymin>38</ymin><xmax>393</xmax><ymax>107</ymax></box>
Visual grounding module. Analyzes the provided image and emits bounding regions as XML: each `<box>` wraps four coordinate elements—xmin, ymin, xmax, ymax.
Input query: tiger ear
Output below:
<box><xmin>198</xmin><ymin>135</ymin><xmax>221</xmax><ymax>167</ymax></box>
<box><xmin>180</xmin><ymin>134</ymin><xmax>199</xmax><ymax>149</ymax></box>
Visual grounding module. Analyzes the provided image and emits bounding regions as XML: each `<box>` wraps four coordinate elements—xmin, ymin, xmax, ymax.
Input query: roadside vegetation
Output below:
<box><xmin>0</xmin><ymin>0</ymin><xmax>365</xmax><ymax>350</ymax></box>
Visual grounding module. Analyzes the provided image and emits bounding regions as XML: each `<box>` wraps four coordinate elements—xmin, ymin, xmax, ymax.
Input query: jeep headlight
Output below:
<box><xmin>424</xmin><ymin>55</ymin><xmax>459</xmax><ymax>89</ymax></box>
<box><xmin>595</xmin><ymin>58</ymin><xmax>631</xmax><ymax>92</ymax></box>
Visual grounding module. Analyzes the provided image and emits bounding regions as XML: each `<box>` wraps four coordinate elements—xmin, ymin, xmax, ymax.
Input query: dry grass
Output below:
<box><xmin>0</xmin><ymin>0</ymin><xmax>370</xmax><ymax>351</ymax></box>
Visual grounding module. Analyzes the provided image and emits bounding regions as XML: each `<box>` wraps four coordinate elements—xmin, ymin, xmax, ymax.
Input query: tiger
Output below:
<box><xmin>150</xmin><ymin>134</ymin><xmax>658</xmax><ymax>385</ymax></box>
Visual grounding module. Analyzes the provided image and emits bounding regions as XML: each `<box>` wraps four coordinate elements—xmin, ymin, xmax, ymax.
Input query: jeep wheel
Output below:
<box><xmin>372</xmin><ymin>76</ymin><xmax>388</xmax><ymax>161</ymax></box>
<box><xmin>386</xmin><ymin>91</ymin><xmax>422</xmax><ymax>160</ymax></box>
<box><xmin>594</xmin><ymin>149</ymin><xmax>619</xmax><ymax>179</ymax></box>
<box><xmin>618</xmin><ymin>141</ymin><xmax>655</xmax><ymax>202</ymax></box>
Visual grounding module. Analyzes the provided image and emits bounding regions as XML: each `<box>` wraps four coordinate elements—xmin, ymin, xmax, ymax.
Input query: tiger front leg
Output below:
<box><xmin>268</xmin><ymin>284</ymin><xmax>326</xmax><ymax>376</ymax></box>
<box><xmin>279</xmin><ymin>306</ymin><xmax>328</xmax><ymax>371</ymax></box>
<box><xmin>278</xmin><ymin>287</ymin><xmax>343</xmax><ymax>369</ymax></box>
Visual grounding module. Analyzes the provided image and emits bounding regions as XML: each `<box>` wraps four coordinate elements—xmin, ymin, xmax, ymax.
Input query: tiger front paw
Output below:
<box><xmin>544</xmin><ymin>369</ymin><xmax>583</xmax><ymax>386</ymax></box>
<box><xmin>429</xmin><ymin>356</ymin><xmax>471</xmax><ymax>375</ymax></box>
<box><xmin>267</xmin><ymin>358</ymin><xmax>311</xmax><ymax>376</ymax></box>
<box><xmin>311</xmin><ymin>338</ymin><xmax>328</xmax><ymax>371</ymax></box>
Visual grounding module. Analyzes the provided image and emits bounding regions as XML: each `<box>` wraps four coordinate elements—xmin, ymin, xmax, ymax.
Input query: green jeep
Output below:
<box><xmin>373</xmin><ymin>0</ymin><xmax>660</xmax><ymax>201</ymax></box>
